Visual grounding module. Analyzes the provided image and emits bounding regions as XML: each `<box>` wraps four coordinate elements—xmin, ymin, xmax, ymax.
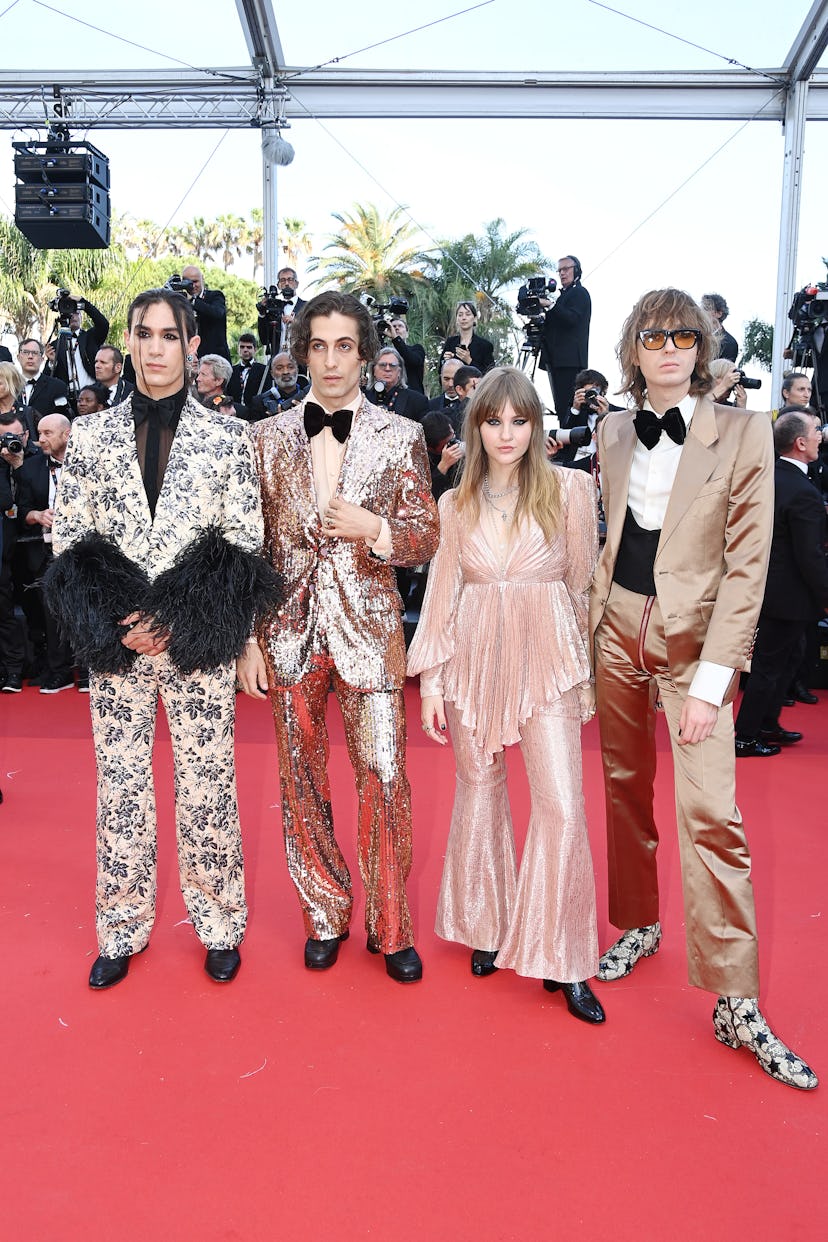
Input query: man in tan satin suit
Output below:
<box><xmin>589</xmin><ymin>288</ymin><xmax>817</xmax><ymax>1090</ymax></box>
<box><xmin>238</xmin><ymin>291</ymin><xmax>439</xmax><ymax>984</ymax></box>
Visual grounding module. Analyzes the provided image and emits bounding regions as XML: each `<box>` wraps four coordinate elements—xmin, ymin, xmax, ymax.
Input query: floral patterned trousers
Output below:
<box><xmin>89</xmin><ymin>653</ymin><xmax>247</xmax><ymax>959</ymax></box>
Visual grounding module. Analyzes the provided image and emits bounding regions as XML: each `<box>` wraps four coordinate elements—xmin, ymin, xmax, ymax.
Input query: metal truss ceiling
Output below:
<box><xmin>2</xmin><ymin>68</ymin><xmax>828</xmax><ymax>130</ymax></box>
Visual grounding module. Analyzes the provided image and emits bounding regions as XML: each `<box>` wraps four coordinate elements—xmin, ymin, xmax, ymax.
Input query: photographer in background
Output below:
<box><xmin>539</xmin><ymin>255</ymin><xmax>591</xmax><ymax>418</ymax></box>
<box><xmin>702</xmin><ymin>293</ymin><xmax>739</xmax><ymax>363</ymax></box>
<box><xmin>227</xmin><ymin>333</ymin><xmax>267</xmax><ymax>406</ymax></box>
<box><xmin>44</xmin><ymin>293</ymin><xmax>109</xmax><ymax>406</ymax></box>
<box><xmin>248</xmin><ymin>352</ymin><xmax>309</xmax><ymax>421</ymax></box>
<box><xmin>1</xmin><ymin>409</ymin><xmax>39</xmax><ymax>693</ymax></box>
<box><xmin>547</xmin><ymin>368</ymin><xmax>612</xmax><ymax>470</ymax></box>
<box><xmin>364</xmin><ymin>347</ymin><xmax>429</xmax><ymax>422</ymax></box>
<box><xmin>178</xmin><ymin>265</ymin><xmax>230</xmax><ymax>361</ymax></box>
<box><xmin>386</xmin><ymin>315</ymin><xmax>425</xmax><ymax>394</ymax></box>
<box><xmin>257</xmin><ymin>267</ymin><xmax>306</xmax><ymax>357</ymax></box>
<box><xmin>17</xmin><ymin>339</ymin><xmax>69</xmax><ymax>426</ymax></box>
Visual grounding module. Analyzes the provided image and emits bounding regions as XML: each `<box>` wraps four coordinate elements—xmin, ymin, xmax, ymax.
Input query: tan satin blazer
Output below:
<box><xmin>589</xmin><ymin>395</ymin><xmax>774</xmax><ymax>701</ymax></box>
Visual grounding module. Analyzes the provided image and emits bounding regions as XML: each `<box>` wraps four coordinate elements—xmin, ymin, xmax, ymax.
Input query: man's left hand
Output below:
<box><xmin>324</xmin><ymin>497</ymin><xmax>382</xmax><ymax>542</ymax></box>
<box><xmin>678</xmin><ymin>695</ymin><xmax>718</xmax><ymax>745</ymax></box>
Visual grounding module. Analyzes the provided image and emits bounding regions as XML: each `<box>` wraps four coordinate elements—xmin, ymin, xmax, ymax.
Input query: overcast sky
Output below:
<box><xmin>1</xmin><ymin>0</ymin><xmax>825</xmax><ymax>399</ymax></box>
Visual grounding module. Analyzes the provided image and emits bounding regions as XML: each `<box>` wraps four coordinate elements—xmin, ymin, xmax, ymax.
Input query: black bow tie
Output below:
<box><xmin>303</xmin><ymin>401</ymin><xmax>353</xmax><ymax>444</ymax></box>
<box><xmin>132</xmin><ymin>391</ymin><xmax>179</xmax><ymax>428</ymax></box>
<box><xmin>634</xmin><ymin>406</ymin><xmax>687</xmax><ymax>451</ymax></box>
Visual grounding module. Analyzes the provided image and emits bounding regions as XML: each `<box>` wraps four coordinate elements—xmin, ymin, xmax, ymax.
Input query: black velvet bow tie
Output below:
<box><xmin>634</xmin><ymin>406</ymin><xmax>686</xmax><ymax>451</ymax></box>
<box><xmin>303</xmin><ymin>401</ymin><xmax>353</xmax><ymax>444</ymax></box>
<box><xmin>132</xmin><ymin>391</ymin><xmax>179</xmax><ymax>428</ymax></box>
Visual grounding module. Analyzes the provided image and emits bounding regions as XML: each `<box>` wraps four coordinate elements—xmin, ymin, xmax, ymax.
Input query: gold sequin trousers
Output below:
<box><xmin>271</xmin><ymin>654</ymin><xmax>414</xmax><ymax>954</ymax></box>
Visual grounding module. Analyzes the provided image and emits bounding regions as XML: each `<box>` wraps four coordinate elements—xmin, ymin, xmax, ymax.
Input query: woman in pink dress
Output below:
<box><xmin>407</xmin><ymin>367</ymin><xmax>604</xmax><ymax>1022</ymax></box>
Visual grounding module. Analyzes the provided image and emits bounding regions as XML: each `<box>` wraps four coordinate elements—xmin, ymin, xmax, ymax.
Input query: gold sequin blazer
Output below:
<box><xmin>252</xmin><ymin>396</ymin><xmax>440</xmax><ymax>690</ymax></box>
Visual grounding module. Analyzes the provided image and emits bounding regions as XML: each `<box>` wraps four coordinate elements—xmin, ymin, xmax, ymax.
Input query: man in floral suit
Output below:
<box><xmin>50</xmin><ymin>288</ymin><xmax>278</xmax><ymax>990</ymax></box>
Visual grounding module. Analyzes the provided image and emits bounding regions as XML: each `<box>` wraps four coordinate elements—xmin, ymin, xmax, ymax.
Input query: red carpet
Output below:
<box><xmin>1</xmin><ymin>683</ymin><xmax>826</xmax><ymax>1241</ymax></box>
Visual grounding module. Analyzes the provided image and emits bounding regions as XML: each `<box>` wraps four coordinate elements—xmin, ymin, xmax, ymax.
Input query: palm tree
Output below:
<box><xmin>216</xmin><ymin>213</ymin><xmax>246</xmax><ymax>271</ymax></box>
<box><xmin>0</xmin><ymin>216</ymin><xmax>124</xmax><ymax>340</ymax></box>
<box><xmin>279</xmin><ymin>217</ymin><xmax>313</xmax><ymax>270</ymax></box>
<box><xmin>176</xmin><ymin>216</ymin><xmax>221</xmax><ymax>266</ymax></box>
<box><xmin>246</xmin><ymin>207</ymin><xmax>264</xmax><ymax>282</ymax></box>
<box><xmin>409</xmin><ymin>219</ymin><xmax>549</xmax><ymax>379</ymax></box>
<box><xmin>307</xmin><ymin>204</ymin><xmax>426</xmax><ymax>298</ymax></box>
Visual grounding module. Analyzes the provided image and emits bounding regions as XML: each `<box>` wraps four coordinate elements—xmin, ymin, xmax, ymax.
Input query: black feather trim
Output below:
<box><xmin>42</xmin><ymin>533</ymin><xmax>150</xmax><ymax>674</ymax></box>
<box><xmin>144</xmin><ymin>527</ymin><xmax>282</xmax><ymax>674</ymax></box>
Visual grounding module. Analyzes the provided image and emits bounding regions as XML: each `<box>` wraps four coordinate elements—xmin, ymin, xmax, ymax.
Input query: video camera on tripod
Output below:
<box><xmin>48</xmin><ymin>289</ymin><xmax>84</xmax><ymax>328</ymax></box>
<box><xmin>256</xmin><ymin>285</ymin><xmax>293</xmax><ymax>322</ymax></box>
<box><xmin>788</xmin><ymin>282</ymin><xmax>828</xmax><ymax>364</ymax></box>
<box><xmin>515</xmin><ymin>276</ymin><xmax>557</xmax><ymax>357</ymax></box>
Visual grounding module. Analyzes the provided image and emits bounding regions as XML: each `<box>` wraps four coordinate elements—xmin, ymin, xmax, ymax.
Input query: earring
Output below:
<box><xmin>186</xmin><ymin>353</ymin><xmax>194</xmax><ymax>363</ymax></box>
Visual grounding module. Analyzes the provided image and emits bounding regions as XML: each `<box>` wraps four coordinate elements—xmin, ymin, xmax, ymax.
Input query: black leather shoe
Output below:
<box><xmin>471</xmin><ymin>949</ymin><xmax>498</xmax><ymax>977</ymax></box>
<box><xmin>384</xmin><ymin>946</ymin><xmax>423</xmax><ymax>983</ymax></box>
<box><xmin>735</xmin><ymin>738</ymin><xmax>781</xmax><ymax>758</ymax></box>
<box><xmin>782</xmin><ymin>696</ymin><xmax>795</xmax><ymax>707</ymax></box>
<box><xmin>543</xmin><ymin>979</ymin><xmax>606</xmax><ymax>1024</ymax></box>
<box><xmin>304</xmin><ymin>930</ymin><xmax>348</xmax><ymax>970</ymax></box>
<box><xmin>89</xmin><ymin>953</ymin><xmax>132</xmax><ymax>989</ymax></box>
<box><xmin>205</xmin><ymin>947</ymin><xmax>241</xmax><ymax>982</ymax></box>
<box><xmin>760</xmin><ymin>727</ymin><xmax>803</xmax><ymax>746</ymax></box>
<box><xmin>792</xmin><ymin>682</ymin><xmax>818</xmax><ymax>705</ymax></box>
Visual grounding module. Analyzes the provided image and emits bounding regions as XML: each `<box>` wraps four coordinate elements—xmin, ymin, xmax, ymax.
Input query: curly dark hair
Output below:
<box><xmin>290</xmin><ymin>291</ymin><xmax>378</xmax><ymax>366</ymax></box>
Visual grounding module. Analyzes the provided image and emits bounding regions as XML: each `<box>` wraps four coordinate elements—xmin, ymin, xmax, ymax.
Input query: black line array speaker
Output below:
<box><xmin>13</xmin><ymin>139</ymin><xmax>110</xmax><ymax>249</ymax></box>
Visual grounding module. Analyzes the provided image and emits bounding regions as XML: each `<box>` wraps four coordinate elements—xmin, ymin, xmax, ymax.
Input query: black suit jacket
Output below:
<box><xmin>258</xmin><ymin>297</ymin><xmax>307</xmax><ymax>354</ymax></box>
<box><xmin>439</xmin><ymin>332</ymin><xmax>495</xmax><ymax>373</ymax></box>
<box><xmin>15</xmin><ymin>451</ymin><xmax>56</xmax><ymax>574</ymax></box>
<box><xmin>17</xmin><ymin>374</ymin><xmax>70</xmax><ymax>423</ymax></box>
<box><xmin>49</xmin><ymin>301</ymin><xmax>110</xmax><ymax>385</ymax></box>
<box><xmin>107</xmin><ymin>377</ymin><xmax>134</xmax><ymax>406</ymax></box>
<box><xmin>763</xmin><ymin>457</ymin><xmax>828</xmax><ymax>620</ymax></box>
<box><xmin>248</xmin><ymin>382</ymin><xmax>309</xmax><ymax>422</ymax></box>
<box><xmin>715</xmin><ymin>327</ymin><xmax>739</xmax><ymax>363</ymax></box>
<box><xmin>227</xmin><ymin>361</ymin><xmax>267</xmax><ymax>404</ymax></box>
<box><xmin>540</xmin><ymin>282</ymin><xmax>591</xmax><ymax>371</ymax></box>
<box><xmin>364</xmin><ymin>385</ymin><xmax>429</xmax><ymax>423</ymax></box>
<box><xmin>193</xmin><ymin>289</ymin><xmax>230</xmax><ymax>360</ymax></box>
<box><xmin>390</xmin><ymin>336</ymin><xmax>426</xmax><ymax>393</ymax></box>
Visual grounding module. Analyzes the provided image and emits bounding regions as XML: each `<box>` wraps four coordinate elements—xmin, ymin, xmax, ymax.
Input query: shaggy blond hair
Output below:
<box><xmin>616</xmin><ymin>288</ymin><xmax>717</xmax><ymax>408</ymax></box>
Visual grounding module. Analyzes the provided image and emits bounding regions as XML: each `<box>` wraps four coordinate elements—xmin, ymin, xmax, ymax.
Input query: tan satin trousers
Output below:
<box><xmin>594</xmin><ymin>581</ymin><xmax>760</xmax><ymax>996</ymax></box>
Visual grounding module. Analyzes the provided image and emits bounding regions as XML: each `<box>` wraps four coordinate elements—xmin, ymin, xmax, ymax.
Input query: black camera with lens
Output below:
<box><xmin>165</xmin><ymin>273</ymin><xmax>195</xmax><ymax>296</ymax></box>
<box><xmin>547</xmin><ymin>425</ymin><xmax>593</xmax><ymax>450</ymax></box>
<box><xmin>734</xmin><ymin>370</ymin><xmax>762</xmax><ymax>391</ymax></box>
<box><xmin>578</xmin><ymin>387</ymin><xmax>603</xmax><ymax>414</ymax></box>
<box><xmin>373</xmin><ymin>296</ymin><xmax>409</xmax><ymax>336</ymax></box>
<box><xmin>1</xmin><ymin>431</ymin><xmax>24</xmax><ymax>455</ymax></box>
<box><xmin>48</xmin><ymin>289</ymin><xmax>84</xmax><ymax>326</ymax></box>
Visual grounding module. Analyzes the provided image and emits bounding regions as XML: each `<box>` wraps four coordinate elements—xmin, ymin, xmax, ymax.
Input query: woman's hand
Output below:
<box><xmin>120</xmin><ymin>612</ymin><xmax>170</xmax><ymax>655</ymax></box>
<box><xmin>421</xmin><ymin>694</ymin><xmax>448</xmax><ymax>745</ymax></box>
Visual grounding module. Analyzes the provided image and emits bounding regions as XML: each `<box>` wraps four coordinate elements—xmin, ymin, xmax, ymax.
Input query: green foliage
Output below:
<box><xmin>742</xmin><ymin>318</ymin><xmax>773</xmax><ymax>370</ymax></box>
<box><xmin>94</xmin><ymin>257</ymin><xmax>260</xmax><ymax>346</ymax></box>
<box><xmin>307</xmin><ymin>204</ymin><xmax>428</xmax><ymax>298</ymax></box>
<box><xmin>409</xmin><ymin>218</ymin><xmax>549</xmax><ymax>388</ymax></box>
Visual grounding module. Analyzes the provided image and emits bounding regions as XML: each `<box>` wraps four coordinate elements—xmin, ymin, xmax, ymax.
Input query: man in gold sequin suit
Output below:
<box><xmin>238</xmin><ymin>292</ymin><xmax>439</xmax><ymax>983</ymax></box>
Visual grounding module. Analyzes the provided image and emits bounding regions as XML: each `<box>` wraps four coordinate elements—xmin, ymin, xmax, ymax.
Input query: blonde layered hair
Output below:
<box><xmin>456</xmin><ymin>366</ymin><xmax>561</xmax><ymax>542</ymax></box>
<box><xmin>616</xmin><ymin>288</ymin><xmax>717</xmax><ymax>408</ymax></box>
